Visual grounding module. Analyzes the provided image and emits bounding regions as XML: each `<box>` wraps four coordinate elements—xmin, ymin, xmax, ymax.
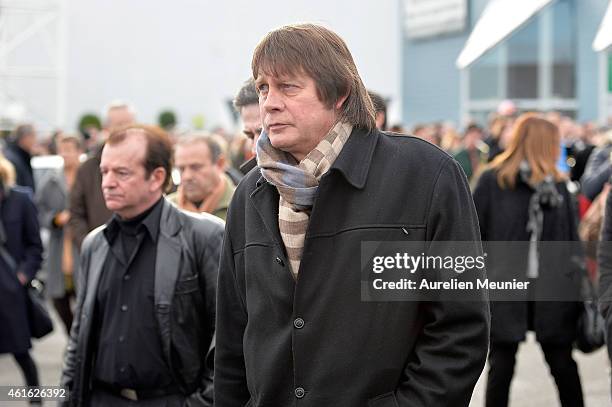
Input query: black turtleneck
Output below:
<box><xmin>93</xmin><ymin>197</ymin><xmax>174</xmax><ymax>389</ymax></box>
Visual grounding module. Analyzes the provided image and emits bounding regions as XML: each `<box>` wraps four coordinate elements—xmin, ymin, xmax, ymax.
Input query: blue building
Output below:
<box><xmin>401</xmin><ymin>0</ymin><xmax>611</xmax><ymax>128</ymax></box>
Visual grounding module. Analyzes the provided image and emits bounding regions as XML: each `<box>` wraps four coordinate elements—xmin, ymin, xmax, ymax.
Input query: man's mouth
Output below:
<box><xmin>268</xmin><ymin>123</ymin><xmax>289</xmax><ymax>132</ymax></box>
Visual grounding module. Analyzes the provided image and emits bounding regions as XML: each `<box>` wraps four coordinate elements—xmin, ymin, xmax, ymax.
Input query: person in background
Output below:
<box><xmin>69</xmin><ymin>101</ymin><xmax>135</xmax><ymax>250</ymax></box>
<box><xmin>3</xmin><ymin>124</ymin><xmax>37</xmax><ymax>193</ymax></box>
<box><xmin>0</xmin><ymin>151</ymin><xmax>44</xmax><ymax>405</ymax></box>
<box><xmin>60</xmin><ymin>125</ymin><xmax>223</xmax><ymax>407</ymax></box>
<box><xmin>368</xmin><ymin>90</ymin><xmax>387</xmax><ymax>131</ymax></box>
<box><xmin>36</xmin><ymin>135</ymin><xmax>83</xmax><ymax>333</ymax></box>
<box><xmin>597</xmin><ymin>177</ymin><xmax>612</xmax><ymax>397</ymax></box>
<box><xmin>168</xmin><ymin>134</ymin><xmax>235</xmax><ymax>220</ymax></box>
<box><xmin>580</xmin><ymin>127</ymin><xmax>612</xmax><ymax>202</ymax></box>
<box><xmin>232</xmin><ymin>78</ymin><xmax>262</xmax><ymax>175</ymax></box>
<box><xmin>473</xmin><ymin>113</ymin><xmax>584</xmax><ymax>407</ymax></box>
<box><xmin>453</xmin><ymin>123</ymin><xmax>488</xmax><ymax>182</ymax></box>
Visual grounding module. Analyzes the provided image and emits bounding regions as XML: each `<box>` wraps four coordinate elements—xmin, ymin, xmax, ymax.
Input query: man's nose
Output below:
<box><xmin>262</xmin><ymin>88</ymin><xmax>283</xmax><ymax>113</ymax></box>
<box><xmin>101</xmin><ymin>172</ymin><xmax>116</xmax><ymax>189</ymax></box>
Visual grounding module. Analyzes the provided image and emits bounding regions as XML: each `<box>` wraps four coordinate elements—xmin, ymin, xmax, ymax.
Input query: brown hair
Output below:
<box><xmin>252</xmin><ymin>23</ymin><xmax>375</xmax><ymax>130</ymax></box>
<box><xmin>107</xmin><ymin>124</ymin><xmax>174</xmax><ymax>192</ymax></box>
<box><xmin>58</xmin><ymin>134</ymin><xmax>84</xmax><ymax>150</ymax></box>
<box><xmin>489</xmin><ymin>113</ymin><xmax>564</xmax><ymax>189</ymax></box>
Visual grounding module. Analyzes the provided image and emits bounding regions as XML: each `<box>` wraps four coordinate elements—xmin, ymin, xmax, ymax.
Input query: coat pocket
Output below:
<box><xmin>175</xmin><ymin>274</ymin><xmax>199</xmax><ymax>294</ymax></box>
<box><xmin>368</xmin><ymin>392</ymin><xmax>399</xmax><ymax>407</ymax></box>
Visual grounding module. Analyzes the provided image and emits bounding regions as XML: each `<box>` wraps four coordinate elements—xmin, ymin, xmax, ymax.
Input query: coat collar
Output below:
<box><xmin>329</xmin><ymin>126</ymin><xmax>378</xmax><ymax>189</ymax></box>
<box><xmin>248</xmin><ymin>126</ymin><xmax>379</xmax><ymax>252</ymax></box>
<box><xmin>252</xmin><ymin>126</ymin><xmax>379</xmax><ymax>191</ymax></box>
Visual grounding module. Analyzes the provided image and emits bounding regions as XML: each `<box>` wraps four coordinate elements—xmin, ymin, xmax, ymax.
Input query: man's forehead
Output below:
<box><xmin>175</xmin><ymin>141</ymin><xmax>211</xmax><ymax>159</ymax></box>
<box><xmin>102</xmin><ymin>133</ymin><xmax>146</xmax><ymax>162</ymax></box>
<box><xmin>255</xmin><ymin>66</ymin><xmax>308</xmax><ymax>82</ymax></box>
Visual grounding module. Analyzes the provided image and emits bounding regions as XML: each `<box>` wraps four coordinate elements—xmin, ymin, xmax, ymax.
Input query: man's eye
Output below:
<box><xmin>243</xmin><ymin>131</ymin><xmax>254</xmax><ymax>140</ymax></box>
<box><xmin>258</xmin><ymin>84</ymin><xmax>269</xmax><ymax>94</ymax></box>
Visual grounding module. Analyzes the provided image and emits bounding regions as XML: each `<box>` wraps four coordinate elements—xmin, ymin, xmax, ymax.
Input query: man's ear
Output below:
<box><xmin>216</xmin><ymin>155</ymin><xmax>227</xmax><ymax>170</ymax></box>
<box><xmin>335</xmin><ymin>92</ymin><xmax>349</xmax><ymax>110</ymax></box>
<box><xmin>150</xmin><ymin>167</ymin><xmax>167</xmax><ymax>192</ymax></box>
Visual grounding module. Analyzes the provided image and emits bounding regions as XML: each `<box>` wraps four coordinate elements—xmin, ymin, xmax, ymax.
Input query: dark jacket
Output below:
<box><xmin>598</xmin><ymin>179</ymin><xmax>612</xmax><ymax>359</ymax></box>
<box><xmin>215</xmin><ymin>128</ymin><xmax>490</xmax><ymax>407</ymax></box>
<box><xmin>0</xmin><ymin>187</ymin><xmax>43</xmax><ymax>354</ymax></box>
<box><xmin>4</xmin><ymin>143</ymin><xmax>35</xmax><ymax>192</ymax></box>
<box><xmin>473</xmin><ymin>168</ymin><xmax>582</xmax><ymax>344</ymax></box>
<box><xmin>68</xmin><ymin>148</ymin><xmax>112</xmax><ymax>249</ymax></box>
<box><xmin>60</xmin><ymin>199</ymin><xmax>224</xmax><ymax>406</ymax></box>
<box><xmin>580</xmin><ymin>143</ymin><xmax>612</xmax><ymax>200</ymax></box>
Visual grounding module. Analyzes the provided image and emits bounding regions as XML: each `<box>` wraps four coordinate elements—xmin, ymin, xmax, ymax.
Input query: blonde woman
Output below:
<box><xmin>0</xmin><ymin>150</ymin><xmax>43</xmax><ymax>405</ymax></box>
<box><xmin>473</xmin><ymin>114</ymin><xmax>583</xmax><ymax>407</ymax></box>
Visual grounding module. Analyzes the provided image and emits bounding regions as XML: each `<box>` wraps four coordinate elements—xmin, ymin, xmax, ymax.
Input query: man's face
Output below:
<box><xmin>174</xmin><ymin>142</ymin><xmax>222</xmax><ymax>204</ymax></box>
<box><xmin>106</xmin><ymin>107</ymin><xmax>135</xmax><ymax>130</ymax></box>
<box><xmin>240</xmin><ymin>104</ymin><xmax>262</xmax><ymax>153</ymax></box>
<box><xmin>256</xmin><ymin>70</ymin><xmax>340</xmax><ymax>161</ymax></box>
<box><xmin>100</xmin><ymin>131</ymin><xmax>162</xmax><ymax>219</ymax></box>
<box><xmin>58</xmin><ymin>141</ymin><xmax>81</xmax><ymax>169</ymax></box>
<box><xmin>19</xmin><ymin>133</ymin><xmax>37</xmax><ymax>153</ymax></box>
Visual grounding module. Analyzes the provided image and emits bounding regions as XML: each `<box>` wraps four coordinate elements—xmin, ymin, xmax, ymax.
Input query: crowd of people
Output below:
<box><xmin>0</xmin><ymin>22</ymin><xmax>610</xmax><ymax>407</ymax></box>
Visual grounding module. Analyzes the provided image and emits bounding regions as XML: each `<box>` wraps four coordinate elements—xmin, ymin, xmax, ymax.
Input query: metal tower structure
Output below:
<box><xmin>0</xmin><ymin>0</ymin><xmax>67</xmax><ymax>131</ymax></box>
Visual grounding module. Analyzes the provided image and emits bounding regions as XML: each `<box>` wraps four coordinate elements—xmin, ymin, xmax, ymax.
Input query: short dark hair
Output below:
<box><xmin>233</xmin><ymin>78</ymin><xmax>259</xmax><ymax>111</ymax></box>
<box><xmin>107</xmin><ymin>124</ymin><xmax>174</xmax><ymax>193</ymax></box>
<box><xmin>252</xmin><ymin>23</ymin><xmax>375</xmax><ymax>131</ymax></box>
<box><xmin>368</xmin><ymin>90</ymin><xmax>387</xmax><ymax>130</ymax></box>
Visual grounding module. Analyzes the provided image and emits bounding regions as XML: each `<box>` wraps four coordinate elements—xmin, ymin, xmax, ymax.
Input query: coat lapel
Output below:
<box><xmin>154</xmin><ymin>200</ymin><xmax>182</xmax><ymax>368</ymax></box>
<box><xmin>250</xmin><ymin>178</ymin><xmax>285</xmax><ymax>251</ymax></box>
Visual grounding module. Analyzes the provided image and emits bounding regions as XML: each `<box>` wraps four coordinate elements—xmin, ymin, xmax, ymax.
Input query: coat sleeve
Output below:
<box><xmin>19</xmin><ymin>192</ymin><xmax>43</xmax><ymax>281</ymax></box>
<box><xmin>395</xmin><ymin>158</ymin><xmax>490</xmax><ymax>407</ymax></box>
<box><xmin>185</xmin><ymin>221</ymin><xmax>225</xmax><ymax>407</ymax></box>
<box><xmin>471</xmin><ymin>170</ymin><xmax>491</xmax><ymax>241</ymax></box>
<box><xmin>598</xmin><ymin>184</ymin><xmax>612</xmax><ymax>319</ymax></box>
<box><xmin>35</xmin><ymin>176</ymin><xmax>63</xmax><ymax>229</ymax></box>
<box><xmin>68</xmin><ymin>164</ymin><xmax>91</xmax><ymax>250</ymax></box>
<box><xmin>214</xmin><ymin>210</ymin><xmax>251</xmax><ymax>406</ymax></box>
<box><xmin>59</xmin><ymin>235</ymin><xmax>91</xmax><ymax>407</ymax></box>
<box><xmin>581</xmin><ymin>147</ymin><xmax>612</xmax><ymax>201</ymax></box>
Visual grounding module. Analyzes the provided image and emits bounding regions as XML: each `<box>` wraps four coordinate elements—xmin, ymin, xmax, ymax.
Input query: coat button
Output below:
<box><xmin>293</xmin><ymin>318</ymin><xmax>305</xmax><ymax>329</ymax></box>
<box><xmin>121</xmin><ymin>305</ymin><xmax>128</xmax><ymax>312</ymax></box>
<box><xmin>295</xmin><ymin>387</ymin><xmax>305</xmax><ymax>398</ymax></box>
<box><xmin>275</xmin><ymin>257</ymin><xmax>284</xmax><ymax>266</ymax></box>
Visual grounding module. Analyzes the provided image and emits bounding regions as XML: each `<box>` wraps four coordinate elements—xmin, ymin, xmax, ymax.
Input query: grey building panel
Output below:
<box><xmin>402</xmin><ymin>34</ymin><xmax>467</xmax><ymax>128</ymax></box>
<box><xmin>576</xmin><ymin>0</ymin><xmax>606</xmax><ymax>122</ymax></box>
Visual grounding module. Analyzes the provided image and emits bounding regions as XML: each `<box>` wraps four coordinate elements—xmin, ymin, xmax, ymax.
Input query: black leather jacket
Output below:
<box><xmin>60</xmin><ymin>199</ymin><xmax>224</xmax><ymax>406</ymax></box>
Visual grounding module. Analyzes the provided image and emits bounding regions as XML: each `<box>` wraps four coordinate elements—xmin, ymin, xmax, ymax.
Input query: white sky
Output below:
<box><xmin>61</xmin><ymin>0</ymin><xmax>401</xmax><ymax>133</ymax></box>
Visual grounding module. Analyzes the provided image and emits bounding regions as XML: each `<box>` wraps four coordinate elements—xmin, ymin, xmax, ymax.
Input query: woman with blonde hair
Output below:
<box><xmin>0</xmin><ymin>151</ymin><xmax>43</xmax><ymax>405</ymax></box>
<box><xmin>473</xmin><ymin>113</ymin><xmax>584</xmax><ymax>407</ymax></box>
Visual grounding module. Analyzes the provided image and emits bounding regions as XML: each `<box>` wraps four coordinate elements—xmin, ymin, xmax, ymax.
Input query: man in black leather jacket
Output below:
<box><xmin>60</xmin><ymin>124</ymin><xmax>223</xmax><ymax>407</ymax></box>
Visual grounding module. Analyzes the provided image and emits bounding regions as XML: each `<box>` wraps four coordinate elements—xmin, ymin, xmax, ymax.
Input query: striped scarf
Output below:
<box><xmin>256</xmin><ymin>121</ymin><xmax>353</xmax><ymax>278</ymax></box>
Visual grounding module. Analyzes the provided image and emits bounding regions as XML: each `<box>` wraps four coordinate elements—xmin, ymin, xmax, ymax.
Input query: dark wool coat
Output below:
<box><xmin>473</xmin><ymin>168</ymin><xmax>582</xmax><ymax>344</ymax></box>
<box><xmin>597</xmin><ymin>182</ymin><xmax>612</xmax><ymax>363</ymax></box>
<box><xmin>215</xmin><ymin>128</ymin><xmax>490</xmax><ymax>407</ymax></box>
<box><xmin>0</xmin><ymin>187</ymin><xmax>43</xmax><ymax>353</ymax></box>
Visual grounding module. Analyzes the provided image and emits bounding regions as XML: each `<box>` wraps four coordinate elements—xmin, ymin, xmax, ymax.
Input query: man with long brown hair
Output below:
<box><xmin>215</xmin><ymin>23</ymin><xmax>489</xmax><ymax>406</ymax></box>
